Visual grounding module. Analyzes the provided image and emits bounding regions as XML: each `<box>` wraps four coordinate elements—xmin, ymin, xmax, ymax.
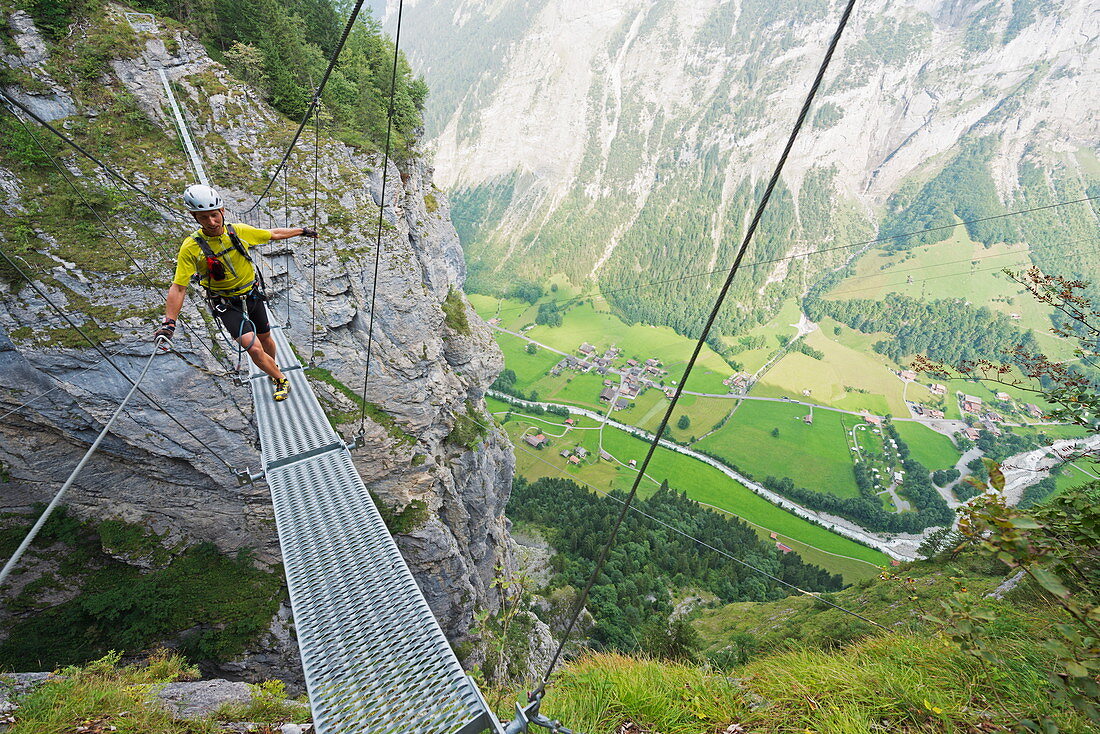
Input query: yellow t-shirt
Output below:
<box><xmin>172</xmin><ymin>223</ymin><xmax>272</xmax><ymax>296</ymax></box>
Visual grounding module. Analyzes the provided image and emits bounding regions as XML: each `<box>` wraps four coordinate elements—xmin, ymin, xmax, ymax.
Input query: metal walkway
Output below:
<box><xmin>249</xmin><ymin>327</ymin><xmax>502</xmax><ymax>734</ymax></box>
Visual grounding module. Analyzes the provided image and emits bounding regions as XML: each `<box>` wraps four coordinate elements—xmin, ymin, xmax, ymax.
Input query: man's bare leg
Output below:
<box><xmin>239</xmin><ymin>334</ymin><xmax>284</xmax><ymax>380</ymax></box>
<box><xmin>257</xmin><ymin>331</ymin><xmax>277</xmax><ymax>362</ymax></box>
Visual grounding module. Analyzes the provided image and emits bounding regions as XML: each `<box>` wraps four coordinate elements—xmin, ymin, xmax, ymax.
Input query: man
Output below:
<box><xmin>155</xmin><ymin>184</ymin><xmax>317</xmax><ymax>402</ymax></box>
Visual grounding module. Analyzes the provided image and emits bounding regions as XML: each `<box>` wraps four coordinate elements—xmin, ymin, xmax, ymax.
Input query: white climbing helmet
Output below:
<box><xmin>182</xmin><ymin>184</ymin><xmax>223</xmax><ymax>212</ymax></box>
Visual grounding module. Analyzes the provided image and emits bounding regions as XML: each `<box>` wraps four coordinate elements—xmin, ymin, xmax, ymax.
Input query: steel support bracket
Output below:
<box><xmin>345</xmin><ymin>434</ymin><xmax>364</xmax><ymax>451</ymax></box>
<box><xmin>235</xmin><ymin>467</ymin><xmax>265</xmax><ymax>486</ymax></box>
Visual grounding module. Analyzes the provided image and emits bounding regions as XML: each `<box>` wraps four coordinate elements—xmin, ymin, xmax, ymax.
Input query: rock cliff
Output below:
<box><xmin>0</xmin><ymin>6</ymin><xmax>514</xmax><ymax>681</ymax></box>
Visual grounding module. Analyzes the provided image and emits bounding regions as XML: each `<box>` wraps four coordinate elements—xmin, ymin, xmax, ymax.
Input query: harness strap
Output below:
<box><xmin>192</xmin><ymin>223</ymin><xmax>264</xmax><ymax>294</ymax></box>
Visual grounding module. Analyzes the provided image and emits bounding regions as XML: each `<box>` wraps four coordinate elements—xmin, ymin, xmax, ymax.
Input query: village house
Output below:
<box><xmin>599</xmin><ymin>387</ymin><xmax>617</xmax><ymax>403</ymax></box>
<box><xmin>981</xmin><ymin>420</ymin><xmax>1003</xmax><ymax>437</ymax></box>
<box><xmin>564</xmin><ymin>418</ymin><xmax>575</xmax><ymax>426</ymax></box>
<box><xmin>524</xmin><ymin>433</ymin><xmax>548</xmax><ymax>448</ymax></box>
<box><xmin>929</xmin><ymin>383</ymin><xmax>947</xmax><ymax>396</ymax></box>
<box><xmin>899</xmin><ymin>369</ymin><xmax>917</xmax><ymax>381</ymax></box>
<box><xmin>568</xmin><ymin>455</ymin><xmax>581</xmax><ymax>465</ymax></box>
<box><xmin>860</xmin><ymin>409</ymin><xmax>882</xmax><ymax>427</ymax></box>
<box><xmin>578</xmin><ymin>342</ymin><xmax>596</xmax><ymax>356</ymax></box>
<box><xmin>961</xmin><ymin>395</ymin><xmax>983</xmax><ymax>413</ymax></box>
<box><xmin>995</xmin><ymin>392</ymin><xmax>1011</xmax><ymax>402</ymax></box>
<box><xmin>625</xmin><ymin>358</ymin><xmax>639</xmax><ymax>368</ymax></box>
<box><xmin>614</xmin><ymin>398</ymin><xmax>630</xmax><ymax>411</ymax></box>
<box><xmin>928</xmin><ymin>409</ymin><xmax>945</xmax><ymax>419</ymax></box>
<box><xmin>1025</xmin><ymin>403</ymin><xmax>1043</xmax><ymax>419</ymax></box>
<box><xmin>963</xmin><ymin>426</ymin><xmax>981</xmax><ymax>441</ymax></box>
<box><xmin>599</xmin><ymin>449</ymin><xmax>612</xmax><ymax>461</ymax></box>
<box><xmin>560</xmin><ymin>448</ymin><xmax>571</xmax><ymax>458</ymax></box>
<box><xmin>628</xmin><ymin>459</ymin><xmax>637</xmax><ymax>468</ymax></box>
<box><xmin>575</xmin><ymin>447</ymin><xmax>589</xmax><ymax>459</ymax></box>
<box><xmin>775</xmin><ymin>542</ymin><xmax>794</xmax><ymax>554</ymax></box>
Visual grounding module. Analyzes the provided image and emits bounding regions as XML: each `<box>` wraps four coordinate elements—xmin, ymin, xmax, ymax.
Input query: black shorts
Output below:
<box><xmin>211</xmin><ymin>291</ymin><xmax>271</xmax><ymax>338</ymax></box>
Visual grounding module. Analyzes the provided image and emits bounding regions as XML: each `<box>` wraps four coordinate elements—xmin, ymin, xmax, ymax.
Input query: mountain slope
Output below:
<box><xmin>389</xmin><ymin>0</ymin><xmax>1100</xmax><ymax>336</ymax></box>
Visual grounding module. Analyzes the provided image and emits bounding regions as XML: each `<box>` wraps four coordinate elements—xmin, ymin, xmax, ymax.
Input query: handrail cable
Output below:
<box><xmin>283</xmin><ymin>165</ymin><xmax>291</xmax><ymax>327</ymax></box>
<box><xmin>0</xmin><ymin>248</ymin><xmax>236</xmax><ymax>471</ymax></box>
<box><xmin>483</xmin><ymin>193</ymin><xmax>1100</xmax><ymax>318</ymax></box>
<box><xmin>309</xmin><ymin>102</ymin><xmax>320</xmax><ymax>365</ymax></box>
<box><xmin>828</xmin><ymin>246</ymin><xmax>1099</xmax><ymax>298</ymax></box>
<box><xmin>2</xmin><ymin>103</ymin><xmax>230</xmax><ymax>372</ymax></box>
<box><xmin>0</xmin><ymin>338</ymin><xmax>141</xmax><ymax>423</ymax></box>
<box><xmin>0</xmin><ymin>90</ymin><xmax>185</xmax><ymax>221</ymax></box>
<box><xmin>357</xmin><ymin>0</ymin><xmax>404</xmax><ymax>437</ymax></box>
<box><xmin>0</xmin><ymin>339</ymin><xmax>166</xmax><ymax>588</ymax></box>
<box><xmin>242</xmin><ymin>0</ymin><xmax>368</xmax><ymax>213</ymax></box>
<box><xmin>534</xmin><ymin>0</ymin><xmax>859</xmax><ymax>697</ymax></box>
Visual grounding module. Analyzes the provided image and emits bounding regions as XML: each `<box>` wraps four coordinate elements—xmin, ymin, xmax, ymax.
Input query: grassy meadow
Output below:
<box><xmin>490</xmin><ymin>399</ymin><xmax>887</xmax><ymax>579</ymax></box>
<box><xmin>695</xmin><ymin>400</ymin><xmax>861</xmax><ymax>498</ymax></box>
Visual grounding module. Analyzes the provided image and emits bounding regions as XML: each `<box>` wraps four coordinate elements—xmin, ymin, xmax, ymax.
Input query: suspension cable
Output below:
<box><xmin>0</xmin><ymin>338</ymin><xmax>166</xmax><ymax>588</ymax></box>
<box><xmin>357</xmin><ymin>0</ymin><xmax>405</xmax><ymax>436</ymax></box>
<box><xmin>0</xmin><ymin>90</ymin><xmax>184</xmax><ymax>221</ymax></box>
<box><xmin>242</xmin><ymin>0</ymin><xmax>368</xmax><ymax>213</ymax></box>
<box><xmin>284</xmin><ymin>164</ymin><xmax>291</xmax><ymax>327</ymax></box>
<box><xmin>474</xmin><ymin>408</ymin><xmax>890</xmax><ymax>632</ymax></box>
<box><xmin>0</xmin><ymin>338</ymin><xmax>141</xmax><ymax>423</ymax></box>
<box><xmin>0</xmin><ymin>248</ymin><xmax>236</xmax><ymax>471</ymax></box>
<box><xmin>534</xmin><ymin>0</ymin><xmax>859</xmax><ymax>696</ymax></box>
<box><xmin>310</xmin><ymin>102</ymin><xmax>320</xmax><ymax>365</ymax></box>
<box><xmin>2</xmin><ymin>104</ymin><xmax>229</xmax><ymax>371</ymax></box>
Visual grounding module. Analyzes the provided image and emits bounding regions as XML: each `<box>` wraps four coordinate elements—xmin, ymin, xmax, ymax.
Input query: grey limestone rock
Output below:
<box><xmin>0</xmin><ymin>7</ymin><xmax>514</xmax><ymax>684</ymax></box>
<box><xmin>156</xmin><ymin>679</ymin><xmax>252</xmax><ymax>719</ymax></box>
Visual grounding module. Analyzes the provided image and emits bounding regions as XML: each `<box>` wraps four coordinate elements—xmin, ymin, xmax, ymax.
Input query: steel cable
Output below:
<box><xmin>0</xmin><ymin>338</ymin><xmax>166</xmax><ymax>588</ymax></box>
<box><xmin>1</xmin><ymin>103</ymin><xmax>229</xmax><ymax>371</ymax></box>
<box><xmin>242</xmin><ymin>0</ymin><xmax>369</xmax><ymax>213</ymax></box>
<box><xmin>0</xmin><ymin>248</ymin><xmax>236</xmax><ymax>471</ymax></box>
<box><xmin>482</xmin><ymin>193</ymin><xmax>1100</xmax><ymax>318</ymax></box>
<box><xmin>357</xmin><ymin>0</ymin><xmax>404</xmax><ymax>437</ymax></box>
<box><xmin>534</xmin><ymin>0</ymin><xmax>860</xmax><ymax>696</ymax></box>
<box><xmin>0</xmin><ymin>90</ymin><xmax>184</xmax><ymax>220</ymax></box>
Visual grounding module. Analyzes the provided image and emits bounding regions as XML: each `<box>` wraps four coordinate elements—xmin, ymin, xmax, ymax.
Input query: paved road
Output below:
<box><xmin>489</xmin><ymin>390</ymin><xmax>917</xmax><ymax>560</ymax></box>
<box><xmin>490</xmin><ymin>325</ymin><xmax>1063</xmax><ymax>436</ymax></box>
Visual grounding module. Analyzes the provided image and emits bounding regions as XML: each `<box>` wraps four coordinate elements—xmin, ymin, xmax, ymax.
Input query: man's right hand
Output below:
<box><xmin>154</xmin><ymin>318</ymin><xmax>176</xmax><ymax>341</ymax></box>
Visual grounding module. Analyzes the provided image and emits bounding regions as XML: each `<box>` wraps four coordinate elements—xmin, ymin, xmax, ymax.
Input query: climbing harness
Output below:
<box><xmin>191</xmin><ymin>223</ymin><xmax>270</xmax><ymax>379</ymax></box>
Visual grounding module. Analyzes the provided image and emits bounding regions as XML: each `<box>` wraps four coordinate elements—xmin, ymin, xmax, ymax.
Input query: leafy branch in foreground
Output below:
<box><xmin>931</xmin><ymin>487</ymin><xmax>1100</xmax><ymax>730</ymax></box>
<box><xmin>914</xmin><ymin>267</ymin><xmax>1100</xmax><ymax>731</ymax></box>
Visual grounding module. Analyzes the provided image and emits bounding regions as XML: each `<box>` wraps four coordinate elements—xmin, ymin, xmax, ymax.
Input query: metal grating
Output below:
<box><xmin>249</xmin><ymin>327</ymin><xmax>501</xmax><ymax>734</ymax></box>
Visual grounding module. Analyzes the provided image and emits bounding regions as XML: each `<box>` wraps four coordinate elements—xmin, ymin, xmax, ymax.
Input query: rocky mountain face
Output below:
<box><xmin>0</xmin><ymin>6</ymin><xmax>515</xmax><ymax>681</ymax></box>
<box><xmin>387</xmin><ymin>0</ymin><xmax>1100</xmax><ymax>330</ymax></box>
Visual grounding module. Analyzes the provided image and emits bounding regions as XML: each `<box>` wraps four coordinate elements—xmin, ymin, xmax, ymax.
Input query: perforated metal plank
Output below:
<box><xmin>268</xmin><ymin>453</ymin><xmax>497</xmax><ymax>733</ymax></box>
<box><xmin>249</xmin><ymin>328</ymin><xmax>339</xmax><ymax>466</ymax></box>
<box><xmin>248</xmin><ymin>328</ymin><xmax>500</xmax><ymax>734</ymax></box>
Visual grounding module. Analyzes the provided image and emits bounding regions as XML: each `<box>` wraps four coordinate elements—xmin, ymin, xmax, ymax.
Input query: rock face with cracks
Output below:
<box><xmin>0</xmin><ymin>8</ymin><xmax>515</xmax><ymax>683</ymax></box>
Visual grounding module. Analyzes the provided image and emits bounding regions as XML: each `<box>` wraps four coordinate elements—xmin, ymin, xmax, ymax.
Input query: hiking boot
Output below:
<box><xmin>273</xmin><ymin>377</ymin><xmax>290</xmax><ymax>402</ymax></box>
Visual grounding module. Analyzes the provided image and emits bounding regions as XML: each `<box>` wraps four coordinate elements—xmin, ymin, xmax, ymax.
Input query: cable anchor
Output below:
<box><xmin>235</xmin><ymin>467</ymin><xmax>266</xmax><ymax>486</ymax></box>
<box><xmin>503</xmin><ymin>692</ymin><xmax>581</xmax><ymax>734</ymax></box>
